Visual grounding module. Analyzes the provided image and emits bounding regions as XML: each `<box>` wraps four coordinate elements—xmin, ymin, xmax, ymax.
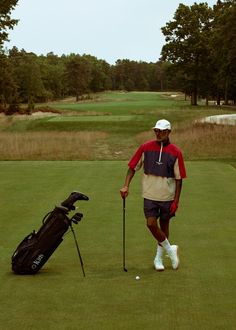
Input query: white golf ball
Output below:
<box><xmin>135</xmin><ymin>275</ymin><xmax>140</xmax><ymax>280</ymax></box>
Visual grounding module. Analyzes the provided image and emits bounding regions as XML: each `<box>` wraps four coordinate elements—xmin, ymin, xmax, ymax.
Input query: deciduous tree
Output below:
<box><xmin>211</xmin><ymin>0</ymin><xmax>236</xmax><ymax>104</ymax></box>
<box><xmin>161</xmin><ymin>3</ymin><xmax>214</xmax><ymax>105</ymax></box>
<box><xmin>65</xmin><ymin>54</ymin><xmax>92</xmax><ymax>101</ymax></box>
<box><xmin>0</xmin><ymin>0</ymin><xmax>19</xmax><ymax>48</ymax></box>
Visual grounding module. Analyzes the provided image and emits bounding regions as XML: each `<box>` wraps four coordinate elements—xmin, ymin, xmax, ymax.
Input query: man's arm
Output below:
<box><xmin>170</xmin><ymin>179</ymin><xmax>182</xmax><ymax>215</ymax></box>
<box><xmin>174</xmin><ymin>179</ymin><xmax>182</xmax><ymax>204</ymax></box>
<box><xmin>120</xmin><ymin>168</ymin><xmax>135</xmax><ymax>198</ymax></box>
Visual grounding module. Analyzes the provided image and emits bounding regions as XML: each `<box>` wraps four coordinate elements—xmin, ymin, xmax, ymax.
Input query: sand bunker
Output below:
<box><xmin>200</xmin><ymin>114</ymin><xmax>236</xmax><ymax>125</ymax></box>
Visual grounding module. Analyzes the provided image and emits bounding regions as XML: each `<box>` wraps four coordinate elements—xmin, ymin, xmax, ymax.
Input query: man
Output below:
<box><xmin>120</xmin><ymin>119</ymin><xmax>186</xmax><ymax>271</ymax></box>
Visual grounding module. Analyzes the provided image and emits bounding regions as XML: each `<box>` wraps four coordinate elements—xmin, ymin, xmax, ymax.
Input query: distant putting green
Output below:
<box><xmin>48</xmin><ymin>115</ymin><xmax>139</xmax><ymax>122</ymax></box>
<box><xmin>0</xmin><ymin>160</ymin><xmax>235</xmax><ymax>329</ymax></box>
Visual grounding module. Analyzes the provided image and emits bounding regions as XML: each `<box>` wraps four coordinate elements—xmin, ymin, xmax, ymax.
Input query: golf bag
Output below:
<box><xmin>11</xmin><ymin>191</ymin><xmax>89</xmax><ymax>275</ymax></box>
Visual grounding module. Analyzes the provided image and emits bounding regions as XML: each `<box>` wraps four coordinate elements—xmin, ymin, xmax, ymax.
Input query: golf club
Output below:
<box><xmin>123</xmin><ymin>197</ymin><xmax>128</xmax><ymax>272</ymax></box>
<box><xmin>70</xmin><ymin>223</ymin><xmax>86</xmax><ymax>277</ymax></box>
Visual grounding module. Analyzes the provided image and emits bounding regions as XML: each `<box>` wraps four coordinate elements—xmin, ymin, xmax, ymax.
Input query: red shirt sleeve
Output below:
<box><xmin>177</xmin><ymin>150</ymin><xmax>187</xmax><ymax>178</ymax></box>
<box><xmin>128</xmin><ymin>144</ymin><xmax>144</xmax><ymax>170</ymax></box>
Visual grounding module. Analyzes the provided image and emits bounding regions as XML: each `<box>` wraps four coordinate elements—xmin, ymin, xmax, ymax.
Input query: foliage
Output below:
<box><xmin>65</xmin><ymin>54</ymin><xmax>94</xmax><ymax>101</ymax></box>
<box><xmin>0</xmin><ymin>0</ymin><xmax>19</xmax><ymax>47</ymax></box>
<box><xmin>211</xmin><ymin>0</ymin><xmax>236</xmax><ymax>104</ymax></box>
<box><xmin>1</xmin><ymin>49</ymin><xmax>170</xmax><ymax>110</ymax></box>
<box><xmin>160</xmin><ymin>0</ymin><xmax>236</xmax><ymax>105</ymax></box>
<box><xmin>161</xmin><ymin>3</ymin><xmax>214</xmax><ymax>105</ymax></box>
<box><xmin>0</xmin><ymin>52</ymin><xmax>18</xmax><ymax>106</ymax></box>
<box><xmin>8</xmin><ymin>47</ymin><xmax>47</xmax><ymax>110</ymax></box>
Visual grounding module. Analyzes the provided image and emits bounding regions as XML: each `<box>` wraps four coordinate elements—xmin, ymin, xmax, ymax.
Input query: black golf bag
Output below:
<box><xmin>11</xmin><ymin>191</ymin><xmax>89</xmax><ymax>275</ymax></box>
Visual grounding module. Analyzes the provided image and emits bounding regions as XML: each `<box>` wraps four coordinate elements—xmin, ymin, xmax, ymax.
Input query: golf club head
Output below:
<box><xmin>61</xmin><ymin>191</ymin><xmax>89</xmax><ymax>210</ymax></box>
<box><xmin>70</xmin><ymin>212</ymin><xmax>83</xmax><ymax>224</ymax></box>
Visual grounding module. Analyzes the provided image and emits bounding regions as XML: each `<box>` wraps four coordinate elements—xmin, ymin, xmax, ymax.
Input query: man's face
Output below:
<box><xmin>153</xmin><ymin>129</ymin><xmax>170</xmax><ymax>142</ymax></box>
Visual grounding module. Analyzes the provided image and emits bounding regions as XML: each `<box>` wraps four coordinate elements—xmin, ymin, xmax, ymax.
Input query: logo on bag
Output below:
<box><xmin>31</xmin><ymin>254</ymin><xmax>44</xmax><ymax>269</ymax></box>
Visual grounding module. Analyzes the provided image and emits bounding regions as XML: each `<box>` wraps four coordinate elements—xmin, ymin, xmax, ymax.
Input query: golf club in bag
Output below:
<box><xmin>11</xmin><ymin>191</ymin><xmax>89</xmax><ymax>276</ymax></box>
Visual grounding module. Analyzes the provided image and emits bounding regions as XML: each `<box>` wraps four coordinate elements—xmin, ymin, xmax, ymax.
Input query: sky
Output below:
<box><xmin>6</xmin><ymin>0</ymin><xmax>217</xmax><ymax>64</ymax></box>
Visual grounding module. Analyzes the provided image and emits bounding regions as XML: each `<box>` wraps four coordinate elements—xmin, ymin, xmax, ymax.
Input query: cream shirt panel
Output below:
<box><xmin>136</xmin><ymin>156</ymin><xmax>181</xmax><ymax>201</ymax></box>
<box><xmin>142</xmin><ymin>174</ymin><xmax>176</xmax><ymax>201</ymax></box>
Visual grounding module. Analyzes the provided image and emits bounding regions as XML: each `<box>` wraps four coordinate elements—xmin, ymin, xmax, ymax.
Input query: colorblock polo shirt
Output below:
<box><xmin>128</xmin><ymin>140</ymin><xmax>186</xmax><ymax>201</ymax></box>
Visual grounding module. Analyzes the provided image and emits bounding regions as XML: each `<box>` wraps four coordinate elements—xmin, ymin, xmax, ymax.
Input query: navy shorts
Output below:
<box><xmin>143</xmin><ymin>198</ymin><xmax>174</xmax><ymax>220</ymax></box>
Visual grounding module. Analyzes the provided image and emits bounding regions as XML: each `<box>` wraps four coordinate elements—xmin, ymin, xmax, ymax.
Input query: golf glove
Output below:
<box><xmin>170</xmin><ymin>200</ymin><xmax>178</xmax><ymax>215</ymax></box>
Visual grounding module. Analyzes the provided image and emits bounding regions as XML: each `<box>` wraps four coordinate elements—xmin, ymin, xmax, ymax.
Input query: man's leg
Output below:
<box><xmin>160</xmin><ymin>217</ymin><xmax>170</xmax><ymax>238</ymax></box>
<box><xmin>153</xmin><ymin>218</ymin><xmax>170</xmax><ymax>270</ymax></box>
<box><xmin>146</xmin><ymin>217</ymin><xmax>166</xmax><ymax>271</ymax></box>
<box><xmin>146</xmin><ymin>217</ymin><xmax>166</xmax><ymax>242</ymax></box>
<box><xmin>144</xmin><ymin>200</ymin><xmax>179</xmax><ymax>270</ymax></box>
<box><xmin>160</xmin><ymin>216</ymin><xmax>179</xmax><ymax>270</ymax></box>
<box><xmin>147</xmin><ymin>216</ymin><xmax>179</xmax><ymax>270</ymax></box>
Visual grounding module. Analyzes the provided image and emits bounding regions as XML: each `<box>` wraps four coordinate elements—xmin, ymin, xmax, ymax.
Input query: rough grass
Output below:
<box><xmin>0</xmin><ymin>131</ymin><xmax>108</xmax><ymax>160</ymax></box>
<box><xmin>2</xmin><ymin>121</ymin><xmax>234</xmax><ymax>161</ymax></box>
<box><xmin>173</xmin><ymin>123</ymin><xmax>236</xmax><ymax>160</ymax></box>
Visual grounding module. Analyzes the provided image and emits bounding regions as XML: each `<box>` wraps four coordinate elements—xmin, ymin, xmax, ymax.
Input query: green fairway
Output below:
<box><xmin>3</xmin><ymin>91</ymin><xmax>235</xmax><ymax>139</ymax></box>
<box><xmin>0</xmin><ymin>161</ymin><xmax>235</xmax><ymax>329</ymax></box>
<box><xmin>47</xmin><ymin>91</ymin><xmax>188</xmax><ymax>114</ymax></box>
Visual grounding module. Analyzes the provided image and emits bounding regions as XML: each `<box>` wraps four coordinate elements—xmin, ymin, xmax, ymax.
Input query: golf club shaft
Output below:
<box><xmin>70</xmin><ymin>224</ymin><xmax>86</xmax><ymax>277</ymax></box>
<box><xmin>123</xmin><ymin>198</ymin><xmax>127</xmax><ymax>271</ymax></box>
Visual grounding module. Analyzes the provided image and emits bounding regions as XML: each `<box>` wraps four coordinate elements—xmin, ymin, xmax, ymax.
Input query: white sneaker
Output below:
<box><xmin>154</xmin><ymin>257</ymin><xmax>165</xmax><ymax>271</ymax></box>
<box><xmin>168</xmin><ymin>245</ymin><xmax>179</xmax><ymax>270</ymax></box>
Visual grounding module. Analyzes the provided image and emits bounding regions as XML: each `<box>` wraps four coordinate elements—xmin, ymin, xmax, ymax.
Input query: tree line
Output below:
<box><xmin>0</xmin><ymin>49</ymin><xmax>171</xmax><ymax>114</ymax></box>
<box><xmin>0</xmin><ymin>0</ymin><xmax>236</xmax><ymax>113</ymax></box>
<box><xmin>161</xmin><ymin>0</ymin><xmax>236</xmax><ymax>106</ymax></box>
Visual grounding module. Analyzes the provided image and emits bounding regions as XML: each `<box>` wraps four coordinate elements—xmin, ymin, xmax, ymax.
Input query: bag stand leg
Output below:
<box><xmin>70</xmin><ymin>224</ymin><xmax>86</xmax><ymax>277</ymax></box>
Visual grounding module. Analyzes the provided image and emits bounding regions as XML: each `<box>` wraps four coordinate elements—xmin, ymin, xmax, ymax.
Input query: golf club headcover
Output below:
<box><xmin>61</xmin><ymin>191</ymin><xmax>89</xmax><ymax>210</ymax></box>
<box><xmin>170</xmin><ymin>200</ymin><xmax>178</xmax><ymax>215</ymax></box>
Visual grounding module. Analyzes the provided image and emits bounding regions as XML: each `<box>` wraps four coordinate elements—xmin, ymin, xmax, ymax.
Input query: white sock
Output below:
<box><xmin>156</xmin><ymin>245</ymin><xmax>164</xmax><ymax>258</ymax></box>
<box><xmin>160</xmin><ymin>238</ymin><xmax>172</xmax><ymax>253</ymax></box>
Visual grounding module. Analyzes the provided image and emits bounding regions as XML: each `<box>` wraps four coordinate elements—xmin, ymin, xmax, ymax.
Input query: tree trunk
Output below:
<box><xmin>224</xmin><ymin>76</ymin><xmax>229</xmax><ymax>105</ymax></box>
<box><xmin>191</xmin><ymin>91</ymin><xmax>197</xmax><ymax>105</ymax></box>
<box><xmin>191</xmin><ymin>81</ymin><xmax>198</xmax><ymax>106</ymax></box>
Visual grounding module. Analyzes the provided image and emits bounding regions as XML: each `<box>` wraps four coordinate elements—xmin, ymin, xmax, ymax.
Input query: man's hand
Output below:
<box><xmin>120</xmin><ymin>186</ymin><xmax>129</xmax><ymax>199</ymax></box>
<box><xmin>170</xmin><ymin>200</ymin><xmax>178</xmax><ymax>215</ymax></box>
